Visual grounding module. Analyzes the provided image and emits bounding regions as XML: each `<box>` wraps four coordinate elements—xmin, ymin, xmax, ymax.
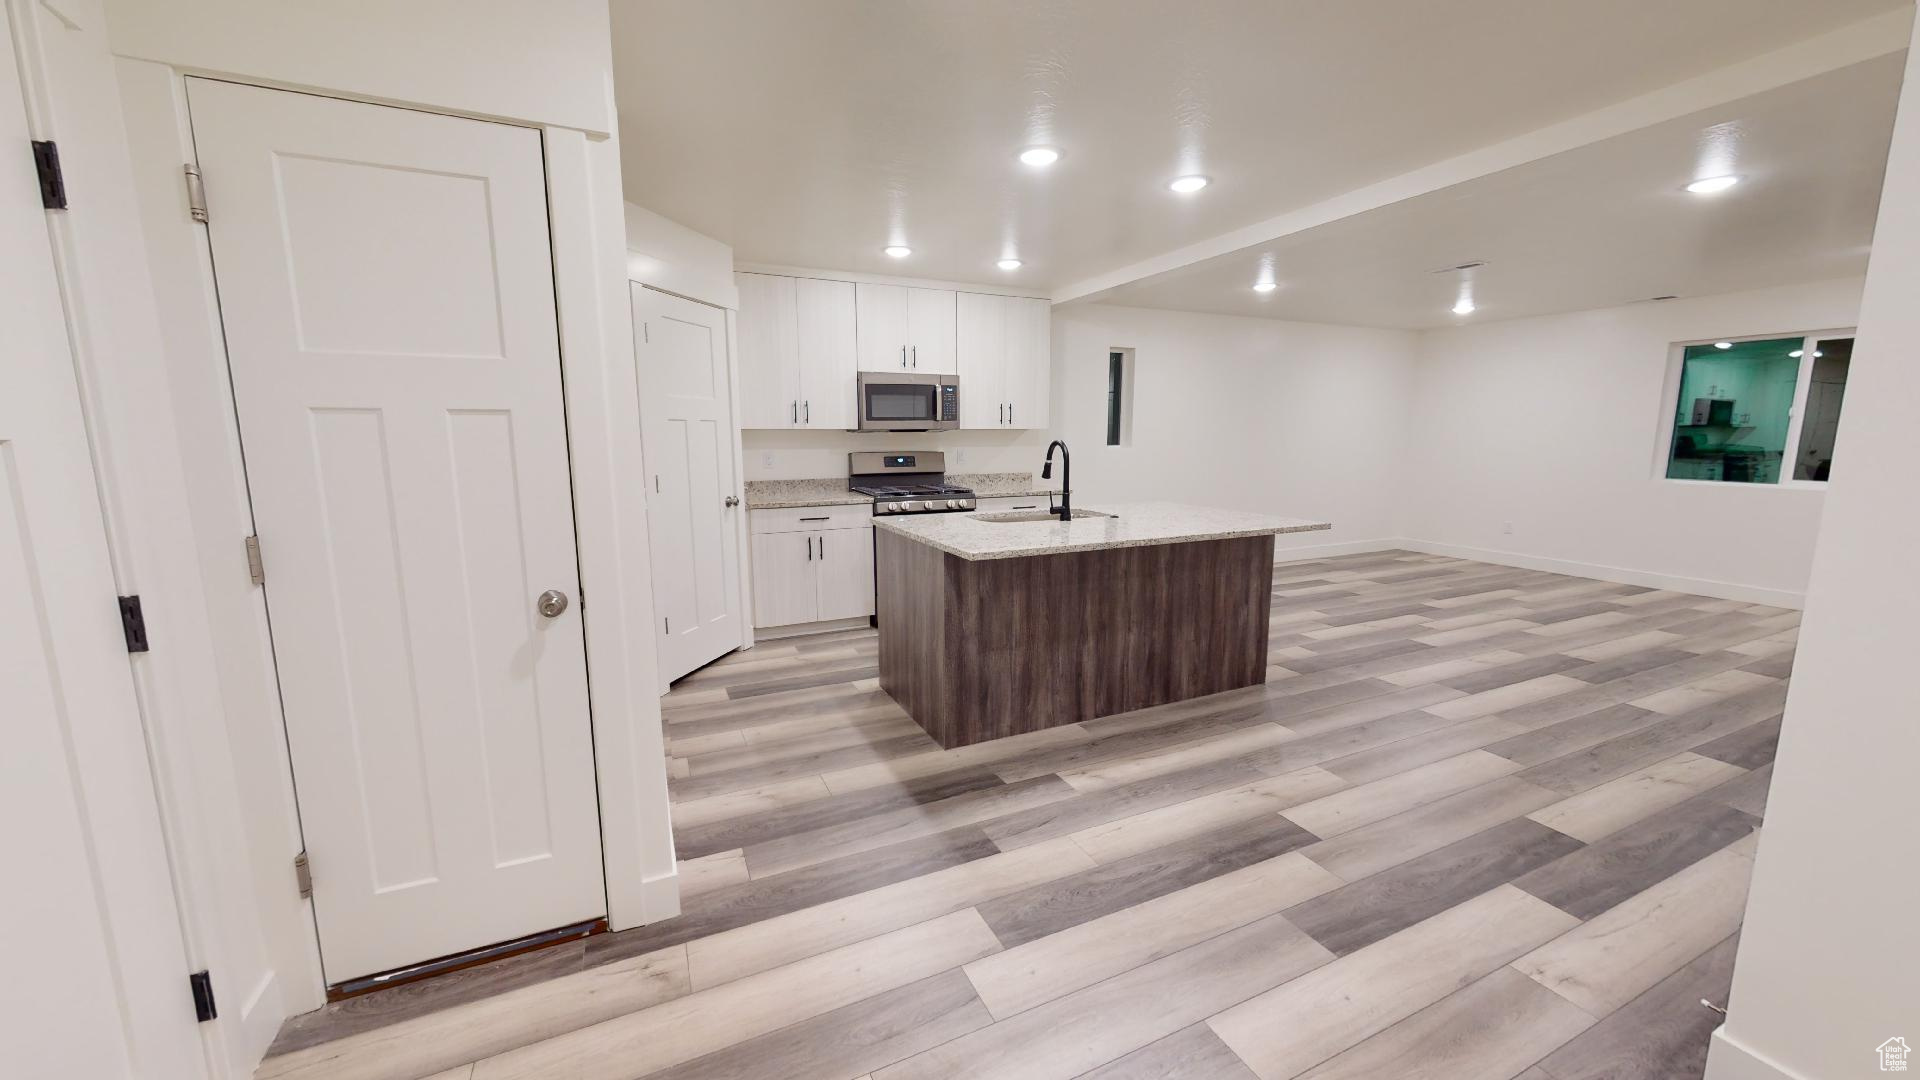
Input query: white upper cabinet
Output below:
<box><xmin>742</xmin><ymin>272</ymin><xmax>1040</xmax><ymax>428</ymax></box>
<box><xmin>734</xmin><ymin>272</ymin><xmax>800</xmax><ymax>428</ymax></box>
<box><xmin>957</xmin><ymin>291</ymin><xmax>1005</xmax><ymax>428</ymax></box>
<box><xmin>857</xmin><ymin>283</ymin><xmax>957</xmax><ymax>374</ymax></box>
<box><xmin>1005</xmin><ymin>295</ymin><xmax>1051</xmax><ymax>429</ymax></box>
<box><xmin>957</xmin><ymin>293</ymin><xmax>1050</xmax><ymax>429</ymax></box>
<box><xmin>735</xmin><ymin>272</ymin><xmax>856</xmax><ymax>429</ymax></box>
<box><xmin>905</xmin><ymin>287</ymin><xmax>957</xmax><ymax>374</ymax></box>
<box><xmin>795</xmin><ymin>278</ymin><xmax>857</xmax><ymax>429</ymax></box>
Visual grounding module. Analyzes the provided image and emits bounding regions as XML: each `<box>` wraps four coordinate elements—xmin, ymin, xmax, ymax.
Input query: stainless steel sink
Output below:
<box><xmin>973</xmin><ymin>509</ymin><xmax>1114</xmax><ymax>523</ymax></box>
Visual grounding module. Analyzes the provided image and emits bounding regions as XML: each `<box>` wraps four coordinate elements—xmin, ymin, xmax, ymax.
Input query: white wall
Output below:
<box><xmin>743</xmin><ymin>427</ymin><xmax>1054</xmax><ymax>482</ymax></box>
<box><xmin>1403</xmin><ymin>278</ymin><xmax>1864</xmax><ymax>606</ymax></box>
<box><xmin>1706</xmin><ymin>24</ymin><xmax>1920</xmax><ymax>1080</ymax></box>
<box><xmin>626</xmin><ymin>202</ymin><xmax>739</xmax><ymax>310</ymax></box>
<box><xmin>100</xmin><ymin>0</ymin><xmax>614</xmax><ymax>133</ymax></box>
<box><xmin>1052</xmin><ymin>304</ymin><xmax>1419</xmax><ymax>556</ymax></box>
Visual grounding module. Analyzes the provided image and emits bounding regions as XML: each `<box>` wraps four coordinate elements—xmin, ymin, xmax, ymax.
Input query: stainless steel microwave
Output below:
<box><xmin>857</xmin><ymin>373</ymin><xmax>959</xmax><ymax>431</ymax></box>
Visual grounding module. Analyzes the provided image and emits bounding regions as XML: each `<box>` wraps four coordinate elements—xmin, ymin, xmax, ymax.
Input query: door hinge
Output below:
<box><xmin>188</xmin><ymin>970</ymin><xmax>217</xmax><ymax>1022</ymax></box>
<box><xmin>244</xmin><ymin>534</ymin><xmax>266</xmax><ymax>586</ymax></box>
<box><xmin>183</xmin><ymin>163</ymin><xmax>207</xmax><ymax>223</ymax></box>
<box><xmin>293</xmin><ymin>850</ymin><xmax>312</xmax><ymax>899</ymax></box>
<box><xmin>118</xmin><ymin>595</ymin><xmax>150</xmax><ymax>653</ymax></box>
<box><xmin>32</xmin><ymin>140</ymin><xmax>66</xmax><ymax>210</ymax></box>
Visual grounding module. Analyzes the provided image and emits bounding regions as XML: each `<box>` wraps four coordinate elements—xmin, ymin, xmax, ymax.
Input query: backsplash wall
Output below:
<box><xmin>740</xmin><ymin>427</ymin><xmax>1055</xmax><ymax>482</ymax></box>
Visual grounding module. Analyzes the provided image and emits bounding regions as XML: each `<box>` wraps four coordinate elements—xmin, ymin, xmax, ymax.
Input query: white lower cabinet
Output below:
<box><xmin>749</xmin><ymin>511</ymin><xmax>875</xmax><ymax>627</ymax></box>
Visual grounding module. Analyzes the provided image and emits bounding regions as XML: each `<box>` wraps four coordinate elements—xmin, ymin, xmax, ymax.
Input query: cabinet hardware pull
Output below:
<box><xmin>791</xmin><ymin>401</ymin><xmax>797</xmax><ymax>424</ymax></box>
<box><xmin>912</xmin><ymin>345</ymin><xmax>918</xmax><ymax>368</ymax></box>
<box><xmin>901</xmin><ymin>345</ymin><xmax>907</xmax><ymax>368</ymax></box>
<box><xmin>804</xmin><ymin>400</ymin><xmax>810</xmax><ymax>423</ymax></box>
<box><xmin>819</xmin><ymin>534</ymin><xmax>826</xmax><ymax>558</ymax></box>
<box><xmin>1009</xmin><ymin>402</ymin><xmax>1014</xmax><ymax>425</ymax></box>
<box><xmin>799</xmin><ymin>516</ymin><xmax>829</xmax><ymax>521</ymax></box>
<box><xmin>1000</xmin><ymin>403</ymin><xmax>1005</xmax><ymax>424</ymax></box>
<box><xmin>806</xmin><ymin>535</ymin><xmax>813</xmax><ymax>560</ymax></box>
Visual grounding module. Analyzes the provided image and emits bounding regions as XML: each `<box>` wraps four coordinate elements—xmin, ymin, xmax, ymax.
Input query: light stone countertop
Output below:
<box><xmin>874</xmin><ymin>501</ymin><xmax>1332</xmax><ymax>561</ymax></box>
<box><xmin>743</xmin><ymin>478</ymin><xmax>870</xmax><ymax>509</ymax></box>
<box><xmin>745</xmin><ymin>471</ymin><xmax>1052</xmax><ymax>509</ymax></box>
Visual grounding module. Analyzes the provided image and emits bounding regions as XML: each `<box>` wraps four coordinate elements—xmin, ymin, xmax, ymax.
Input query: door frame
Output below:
<box><xmin>631</xmin><ymin>282</ymin><xmax>756</xmax><ymax>681</ymax></box>
<box><xmin>95</xmin><ymin>58</ymin><xmax>683</xmax><ymax>1013</ymax></box>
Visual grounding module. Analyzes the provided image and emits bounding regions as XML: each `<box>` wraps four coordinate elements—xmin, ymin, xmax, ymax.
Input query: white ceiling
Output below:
<box><xmin>1094</xmin><ymin>54</ymin><xmax>1903</xmax><ymax>328</ymax></box>
<box><xmin>610</xmin><ymin>0</ymin><xmax>1907</xmax><ymax>306</ymax></box>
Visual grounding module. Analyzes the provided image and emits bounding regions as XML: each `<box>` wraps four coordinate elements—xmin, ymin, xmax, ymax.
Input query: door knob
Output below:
<box><xmin>724</xmin><ymin>495</ymin><xmax>741</xmax><ymax>507</ymax></box>
<box><xmin>537</xmin><ymin>589</ymin><xmax>570</xmax><ymax>618</ymax></box>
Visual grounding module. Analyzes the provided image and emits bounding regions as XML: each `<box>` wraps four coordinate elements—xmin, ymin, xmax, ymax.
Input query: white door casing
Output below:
<box><xmin>2</xmin><ymin>14</ymin><xmax>206</xmax><ymax>1076</ymax></box>
<box><xmin>186</xmin><ymin>78</ymin><xmax>605</xmax><ymax>982</ymax></box>
<box><xmin>633</xmin><ymin>285</ymin><xmax>746</xmax><ymax>682</ymax></box>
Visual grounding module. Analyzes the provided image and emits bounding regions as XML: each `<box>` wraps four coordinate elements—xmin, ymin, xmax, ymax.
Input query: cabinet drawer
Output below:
<box><xmin>750</xmin><ymin>505</ymin><xmax>874</xmax><ymax>534</ymax></box>
<box><xmin>975</xmin><ymin>495</ymin><xmax>1049</xmax><ymax>514</ymax></box>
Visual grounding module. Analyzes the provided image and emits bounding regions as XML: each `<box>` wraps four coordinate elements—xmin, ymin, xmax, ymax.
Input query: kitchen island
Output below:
<box><xmin>875</xmin><ymin>502</ymin><xmax>1332</xmax><ymax>748</ymax></box>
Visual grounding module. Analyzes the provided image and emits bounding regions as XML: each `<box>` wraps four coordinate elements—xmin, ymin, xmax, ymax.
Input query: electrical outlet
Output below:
<box><xmin>760</xmin><ymin>450</ymin><xmax>775</xmax><ymax>471</ymax></box>
<box><xmin>1501</xmin><ymin>521</ymin><xmax>1514</xmax><ymax>535</ymax></box>
<box><xmin>953</xmin><ymin>447</ymin><xmax>968</xmax><ymax>466</ymax></box>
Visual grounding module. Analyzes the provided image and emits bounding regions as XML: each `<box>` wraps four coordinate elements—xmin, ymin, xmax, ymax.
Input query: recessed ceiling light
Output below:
<box><xmin>1018</xmin><ymin>147</ymin><xmax>1060</xmax><ymax>167</ymax></box>
<box><xmin>997</xmin><ymin>258</ymin><xmax>1023</xmax><ymax>271</ymax></box>
<box><xmin>1789</xmin><ymin>349</ymin><xmax>1805</xmax><ymax>358</ymax></box>
<box><xmin>1714</xmin><ymin>341</ymin><xmax>1733</xmax><ymax>349</ymax></box>
<box><xmin>1813</xmin><ymin>349</ymin><xmax>1824</xmax><ymax>357</ymax></box>
<box><xmin>883</xmin><ymin>245</ymin><xmax>912</xmax><ymax>258</ymax></box>
<box><xmin>1686</xmin><ymin>175</ymin><xmax>1741</xmax><ymax>195</ymax></box>
<box><xmin>1168</xmin><ymin>175</ymin><xmax>1210</xmax><ymax>194</ymax></box>
<box><xmin>1252</xmin><ymin>281</ymin><xmax>1278</xmax><ymax>293</ymax></box>
<box><xmin>1452</xmin><ymin>298</ymin><xmax>1475</xmax><ymax>315</ymax></box>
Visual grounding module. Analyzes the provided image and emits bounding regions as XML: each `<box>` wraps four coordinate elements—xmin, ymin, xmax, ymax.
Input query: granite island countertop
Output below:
<box><xmin>875</xmin><ymin>501</ymin><xmax>1331</xmax><ymax>561</ymax></box>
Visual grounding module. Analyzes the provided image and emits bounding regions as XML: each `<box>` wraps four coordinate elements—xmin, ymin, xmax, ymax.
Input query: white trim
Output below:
<box><xmin>1397</xmin><ymin>538</ymin><xmax>1804</xmax><ymax>608</ymax></box>
<box><xmin>1706</xmin><ymin>1026</ymin><xmax>1813</xmax><ymax>1080</ymax></box>
<box><xmin>735</xmin><ymin>261</ymin><xmax>1051</xmax><ymax>301</ymax></box>
<box><xmin>754</xmin><ymin>615</ymin><xmax>873</xmax><ymax>641</ymax></box>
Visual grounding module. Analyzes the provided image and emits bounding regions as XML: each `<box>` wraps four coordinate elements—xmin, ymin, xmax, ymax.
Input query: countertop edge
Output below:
<box><xmin>875</xmin><ymin>516</ymin><xmax>1333</xmax><ymax>561</ymax></box>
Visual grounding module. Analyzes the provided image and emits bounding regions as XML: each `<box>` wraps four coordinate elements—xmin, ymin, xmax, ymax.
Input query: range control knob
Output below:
<box><xmin>957</xmin><ymin>498</ymin><xmax>976</xmax><ymax>510</ymax></box>
<box><xmin>944</xmin><ymin>499</ymin><xmax>959</xmax><ymax>509</ymax></box>
<box><xmin>899</xmin><ymin>501</ymin><xmax>921</xmax><ymax>512</ymax></box>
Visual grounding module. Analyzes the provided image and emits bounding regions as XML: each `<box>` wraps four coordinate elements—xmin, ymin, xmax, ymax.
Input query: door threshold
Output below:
<box><xmin>326</xmin><ymin>917</ymin><xmax>606</xmax><ymax>1001</ymax></box>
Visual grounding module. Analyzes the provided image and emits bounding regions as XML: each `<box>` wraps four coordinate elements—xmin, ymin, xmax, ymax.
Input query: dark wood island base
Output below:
<box><xmin>877</xmin><ymin>528</ymin><xmax>1276</xmax><ymax>748</ymax></box>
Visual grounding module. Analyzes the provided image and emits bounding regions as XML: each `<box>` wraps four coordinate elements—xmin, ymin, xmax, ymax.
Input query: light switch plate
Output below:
<box><xmin>760</xmin><ymin>450</ymin><xmax>775</xmax><ymax>470</ymax></box>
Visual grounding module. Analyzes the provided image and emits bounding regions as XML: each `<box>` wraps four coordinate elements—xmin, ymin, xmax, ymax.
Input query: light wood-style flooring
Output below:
<box><xmin>260</xmin><ymin>550</ymin><xmax>1792</xmax><ymax>1080</ymax></box>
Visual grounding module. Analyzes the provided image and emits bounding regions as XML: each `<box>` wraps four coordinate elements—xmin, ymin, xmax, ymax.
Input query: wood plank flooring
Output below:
<box><xmin>260</xmin><ymin>550</ymin><xmax>1791</xmax><ymax>1080</ymax></box>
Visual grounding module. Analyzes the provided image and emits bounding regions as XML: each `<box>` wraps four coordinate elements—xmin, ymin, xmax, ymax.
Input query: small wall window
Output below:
<box><xmin>1106</xmin><ymin>348</ymin><xmax>1134</xmax><ymax>446</ymax></box>
<box><xmin>1662</xmin><ymin>331</ymin><xmax>1855</xmax><ymax>485</ymax></box>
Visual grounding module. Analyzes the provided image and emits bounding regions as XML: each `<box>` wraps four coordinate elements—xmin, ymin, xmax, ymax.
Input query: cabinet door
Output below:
<box><xmin>814</xmin><ymin>526</ymin><xmax>876</xmax><ymax>621</ymax></box>
<box><xmin>956</xmin><ymin>291</ymin><xmax>1006</xmax><ymax>428</ymax></box>
<box><xmin>906</xmin><ymin>287</ymin><xmax>958</xmax><ymax>374</ymax></box>
<box><xmin>750</xmin><ymin>531</ymin><xmax>819</xmax><ymax>627</ymax></box>
<box><xmin>855</xmin><ymin>282</ymin><xmax>910</xmax><ymax>372</ymax></box>
<box><xmin>734</xmin><ymin>273</ymin><xmax>800</xmax><ymax>427</ymax></box>
<box><xmin>1004</xmin><ymin>296</ymin><xmax>1051</xmax><ymax>428</ymax></box>
<box><xmin>795</xmin><ymin>278</ymin><xmax>857</xmax><ymax>429</ymax></box>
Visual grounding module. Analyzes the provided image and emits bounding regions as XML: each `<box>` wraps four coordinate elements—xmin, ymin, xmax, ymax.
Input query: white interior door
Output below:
<box><xmin>187</xmin><ymin>78</ymin><xmax>605</xmax><ymax>984</ymax></box>
<box><xmin>2</xmin><ymin>19</ymin><xmax>205</xmax><ymax>1076</ymax></box>
<box><xmin>634</xmin><ymin>285</ymin><xmax>746</xmax><ymax>681</ymax></box>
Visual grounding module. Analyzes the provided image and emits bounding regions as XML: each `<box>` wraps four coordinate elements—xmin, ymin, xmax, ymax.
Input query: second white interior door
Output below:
<box><xmin>188</xmin><ymin>78</ymin><xmax>606</xmax><ymax>984</ymax></box>
<box><xmin>633</xmin><ymin>285</ymin><xmax>746</xmax><ymax>681</ymax></box>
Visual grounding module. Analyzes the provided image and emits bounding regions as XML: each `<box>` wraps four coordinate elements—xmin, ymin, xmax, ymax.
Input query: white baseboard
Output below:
<box><xmin>1393</xmin><ymin>538</ymin><xmax>1805</xmax><ymax>609</ymax></box>
<box><xmin>753</xmin><ymin>616</ymin><xmax>873</xmax><ymax>641</ymax></box>
<box><xmin>1706</xmin><ymin>1026</ymin><xmax>1813</xmax><ymax>1080</ymax></box>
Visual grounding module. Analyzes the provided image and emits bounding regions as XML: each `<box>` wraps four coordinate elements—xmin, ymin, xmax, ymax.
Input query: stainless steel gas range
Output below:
<box><xmin>847</xmin><ymin>451</ymin><xmax>976</xmax><ymax>515</ymax></box>
<box><xmin>848</xmin><ymin>451</ymin><xmax>974</xmax><ymax>625</ymax></box>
